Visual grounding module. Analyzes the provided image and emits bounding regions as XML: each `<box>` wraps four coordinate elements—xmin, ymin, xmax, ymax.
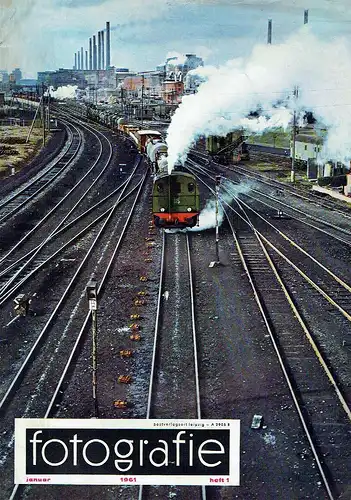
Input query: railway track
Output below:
<box><xmin>138</xmin><ymin>230</ymin><xmax>205</xmax><ymax>500</ymax></box>
<box><xmin>186</xmin><ymin>161</ymin><xmax>351</xmax><ymax>499</ymax></box>
<box><xmin>188</xmin><ymin>149</ymin><xmax>351</xmax><ymax>217</ymax></box>
<box><xmin>0</xmin><ymin>115</ymin><xmax>127</xmax><ymax>307</ymax></box>
<box><xmin>2</xmin><ymin>163</ymin><xmax>148</xmax><ymax>500</ymax></box>
<box><xmin>0</xmin><ymin>121</ymin><xmax>81</xmax><ymax>225</ymax></box>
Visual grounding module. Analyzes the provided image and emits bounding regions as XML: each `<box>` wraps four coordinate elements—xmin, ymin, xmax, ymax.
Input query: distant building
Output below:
<box><xmin>162</xmin><ymin>80</ymin><xmax>184</xmax><ymax>104</ymax></box>
<box><xmin>163</xmin><ymin>54</ymin><xmax>203</xmax><ymax>83</ymax></box>
<box><xmin>11</xmin><ymin>68</ymin><xmax>22</xmax><ymax>83</ymax></box>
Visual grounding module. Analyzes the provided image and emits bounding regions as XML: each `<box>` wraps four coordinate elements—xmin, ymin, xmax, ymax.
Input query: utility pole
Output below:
<box><xmin>141</xmin><ymin>75</ymin><xmax>144</xmax><ymax>126</ymax></box>
<box><xmin>291</xmin><ymin>86</ymin><xmax>299</xmax><ymax>183</ymax></box>
<box><xmin>215</xmin><ymin>175</ymin><xmax>220</xmax><ymax>263</ymax></box>
<box><xmin>86</xmin><ymin>279</ymin><xmax>99</xmax><ymax>418</ymax></box>
<box><xmin>47</xmin><ymin>87</ymin><xmax>50</xmax><ymax>132</ymax></box>
<box><xmin>41</xmin><ymin>83</ymin><xmax>46</xmax><ymax>146</ymax></box>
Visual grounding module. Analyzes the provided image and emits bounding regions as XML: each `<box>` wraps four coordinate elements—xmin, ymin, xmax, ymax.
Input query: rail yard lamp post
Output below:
<box><xmin>210</xmin><ymin>175</ymin><xmax>221</xmax><ymax>267</ymax></box>
<box><xmin>86</xmin><ymin>279</ymin><xmax>99</xmax><ymax>418</ymax></box>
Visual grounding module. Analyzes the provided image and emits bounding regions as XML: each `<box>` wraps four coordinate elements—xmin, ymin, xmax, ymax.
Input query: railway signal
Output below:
<box><xmin>86</xmin><ymin>279</ymin><xmax>99</xmax><ymax>418</ymax></box>
<box><xmin>13</xmin><ymin>294</ymin><xmax>30</xmax><ymax>317</ymax></box>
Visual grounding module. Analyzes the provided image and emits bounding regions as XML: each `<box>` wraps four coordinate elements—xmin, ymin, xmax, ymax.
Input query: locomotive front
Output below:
<box><xmin>152</xmin><ymin>172</ymin><xmax>200</xmax><ymax>228</ymax></box>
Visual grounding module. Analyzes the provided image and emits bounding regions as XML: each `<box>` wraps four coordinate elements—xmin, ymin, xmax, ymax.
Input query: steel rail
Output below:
<box><xmin>188</xmin><ymin>149</ymin><xmax>351</xmax><ymax>219</ymax></box>
<box><xmin>138</xmin><ymin>231</ymin><xmax>206</xmax><ymax>500</ymax></box>
<box><xmin>187</xmin><ymin>164</ymin><xmax>351</xmax><ymax>420</ymax></box>
<box><xmin>0</xmin><ymin>116</ymin><xmax>111</xmax><ymax>268</ymax></box>
<box><xmin>0</xmin><ymin>173</ymin><xmax>132</xmax><ymax>281</ymax></box>
<box><xmin>8</xmin><ymin>168</ymin><xmax>148</xmax><ymax>500</ymax></box>
<box><xmin>225</xmin><ymin>207</ymin><xmax>335</xmax><ymax>500</ymax></box>
<box><xmin>0</xmin><ymin>121</ymin><xmax>76</xmax><ymax>213</ymax></box>
<box><xmin>0</xmin><ymin>119</ymin><xmax>114</xmax><ymax>296</ymax></box>
<box><xmin>0</xmin><ymin>122</ymin><xmax>81</xmax><ymax>224</ymax></box>
<box><xmin>188</xmin><ymin>159</ymin><xmax>351</xmax><ymax>295</ymax></box>
<box><xmin>187</xmin><ymin>156</ymin><xmax>351</xmax><ymax>245</ymax></box>
<box><xmin>0</xmin><ymin>179</ymin><xmax>143</xmax><ymax>305</ymax></box>
<box><xmin>0</xmin><ymin>157</ymin><xmax>142</xmax><ymax>415</ymax></box>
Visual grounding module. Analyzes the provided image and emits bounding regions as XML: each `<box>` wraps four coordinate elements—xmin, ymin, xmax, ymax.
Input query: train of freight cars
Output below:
<box><xmin>117</xmin><ymin>119</ymin><xmax>200</xmax><ymax>229</ymax></box>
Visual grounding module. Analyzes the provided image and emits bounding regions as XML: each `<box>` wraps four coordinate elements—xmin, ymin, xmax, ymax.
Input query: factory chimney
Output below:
<box><xmin>304</xmin><ymin>9</ymin><xmax>309</xmax><ymax>24</ymax></box>
<box><xmin>98</xmin><ymin>31</ymin><xmax>101</xmax><ymax>70</ymax></box>
<box><xmin>267</xmin><ymin>19</ymin><xmax>272</xmax><ymax>44</ymax></box>
<box><xmin>93</xmin><ymin>35</ymin><xmax>97</xmax><ymax>70</ymax></box>
<box><xmin>89</xmin><ymin>38</ymin><xmax>92</xmax><ymax>70</ymax></box>
<box><xmin>74</xmin><ymin>52</ymin><xmax>77</xmax><ymax>70</ymax></box>
<box><xmin>81</xmin><ymin>47</ymin><xmax>84</xmax><ymax>70</ymax></box>
<box><xmin>85</xmin><ymin>51</ymin><xmax>88</xmax><ymax>72</ymax></box>
<box><xmin>78</xmin><ymin>51</ymin><xmax>81</xmax><ymax>70</ymax></box>
<box><xmin>106</xmin><ymin>21</ymin><xmax>111</xmax><ymax>69</ymax></box>
<box><xmin>101</xmin><ymin>30</ymin><xmax>105</xmax><ymax>71</ymax></box>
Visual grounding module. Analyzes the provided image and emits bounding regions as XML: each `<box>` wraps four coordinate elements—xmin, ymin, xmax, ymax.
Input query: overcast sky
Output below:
<box><xmin>1</xmin><ymin>0</ymin><xmax>351</xmax><ymax>77</ymax></box>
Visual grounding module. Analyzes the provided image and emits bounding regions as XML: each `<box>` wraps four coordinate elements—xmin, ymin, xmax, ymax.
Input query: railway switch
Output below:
<box><xmin>14</xmin><ymin>294</ymin><xmax>30</xmax><ymax>316</ymax></box>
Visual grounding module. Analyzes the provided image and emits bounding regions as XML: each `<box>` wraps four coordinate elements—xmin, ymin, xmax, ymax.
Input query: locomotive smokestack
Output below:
<box><xmin>93</xmin><ymin>35</ymin><xmax>97</xmax><ymax>70</ymax></box>
<box><xmin>304</xmin><ymin>9</ymin><xmax>309</xmax><ymax>24</ymax></box>
<box><xmin>106</xmin><ymin>21</ymin><xmax>110</xmax><ymax>69</ymax></box>
<box><xmin>98</xmin><ymin>31</ymin><xmax>101</xmax><ymax>70</ymax></box>
<box><xmin>267</xmin><ymin>19</ymin><xmax>272</xmax><ymax>44</ymax></box>
<box><xmin>89</xmin><ymin>37</ymin><xmax>92</xmax><ymax>70</ymax></box>
<box><xmin>81</xmin><ymin>46</ymin><xmax>84</xmax><ymax>70</ymax></box>
<box><xmin>101</xmin><ymin>30</ymin><xmax>105</xmax><ymax>71</ymax></box>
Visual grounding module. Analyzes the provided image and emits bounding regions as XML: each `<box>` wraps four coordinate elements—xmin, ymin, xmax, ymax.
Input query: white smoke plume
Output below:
<box><xmin>167</xmin><ymin>28</ymin><xmax>351</xmax><ymax>170</ymax></box>
<box><xmin>189</xmin><ymin>178</ymin><xmax>254</xmax><ymax>231</ymax></box>
<box><xmin>49</xmin><ymin>85</ymin><xmax>77</xmax><ymax>99</ymax></box>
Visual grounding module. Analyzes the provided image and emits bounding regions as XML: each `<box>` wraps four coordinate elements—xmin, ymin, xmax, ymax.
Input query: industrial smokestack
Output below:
<box><xmin>106</xmin><ymin>21</ymin><xmax>110</xmax><ymax>69</ymax></box>
<box><xmin>267</xmin><ymin>19</ymin><xmax>272</xmax><ymax>44</ymax></box>
<box><xmin>98</xmin><ymin>31</ymin><xmax>101</xmax><ymax>70</ymax></box>
<box><xmin>81</xmin><ymin>47</ymin><xmax>84</xmax><ymax>70</ymax></box>
<box><xmin>85</xmin><ymin>51</ymin><xmax>88</xmax><ymax>72</ymax></box>
<box><xmin>101</xmin><ymin>30</ymin><xmax>105</xmax><ymax>71</ymax></box>
<box><xmin>89</xmin><ymin>38</ymin><xmax>92</xmax><ymax>70</ymax></box>
<box><xmin>93</xmin><ymin>35</ymin><xmax>97</xmax><ymax>70</ymax></box>
<box><xmin>74</xmin><ymin>52</ymin><xmax>77</xmax><ymax>70</ymax></box>
<box><xmin>78</xmin><ymin>51</ymin><xmax>81</xmax><ymax>70</ymax></box>
<box><xmin>304</xmin><ymin>9</ymin><xmax>309</xmax><ymax>24</ymax></box>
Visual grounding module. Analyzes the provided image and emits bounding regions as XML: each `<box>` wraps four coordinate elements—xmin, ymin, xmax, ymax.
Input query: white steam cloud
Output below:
<box><xmin>189</xmin><ymin>179</ymin><xmax>254</xmax><ymax>231</ymax></box>
<box><xmin>167</xmin><ymin>28</ymin><xmax>351</xmax><ymax>170</ymax></box>
<box><xmin>49</xmin><ymin>85</ymin><xmax>77</xmax><ymax>99</ymax></box>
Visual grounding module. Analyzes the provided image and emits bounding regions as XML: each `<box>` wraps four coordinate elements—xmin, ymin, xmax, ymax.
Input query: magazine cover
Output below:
<box><xmin>0</xmin><ymin>0</ymin><xmax>350</xmax><ymax>499</ymax></box>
